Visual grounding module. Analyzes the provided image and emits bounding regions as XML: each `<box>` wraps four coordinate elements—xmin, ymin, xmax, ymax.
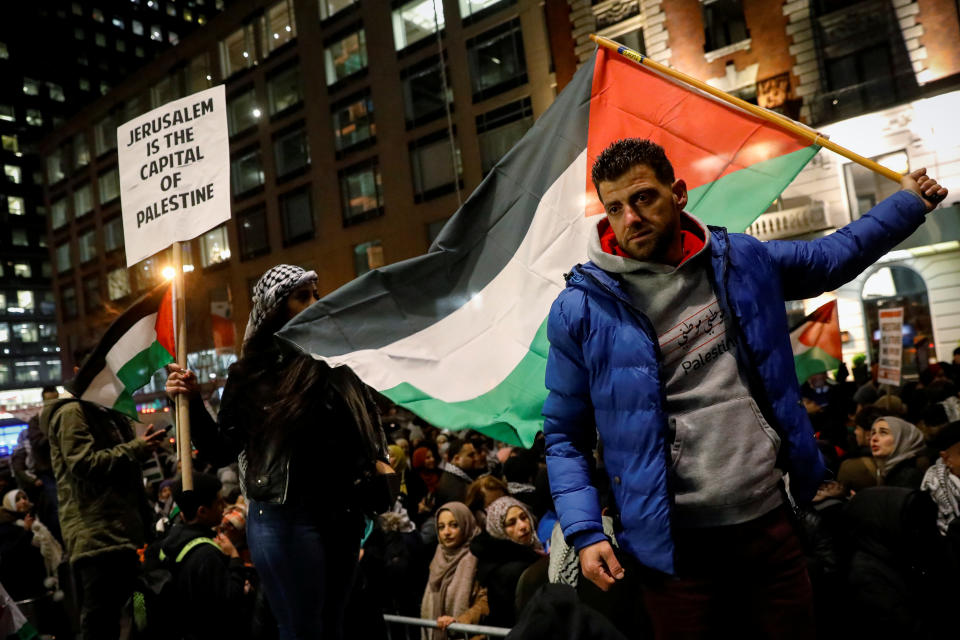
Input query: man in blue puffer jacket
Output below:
<box><xmin>543</xmin><ymin>138</ymin><xmax>947</xmax><ymax>638</ymax></box>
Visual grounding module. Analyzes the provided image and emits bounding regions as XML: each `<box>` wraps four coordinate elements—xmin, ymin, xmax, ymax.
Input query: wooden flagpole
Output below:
<box><xmin>172</xmin><ymin>241</ymin><xmax>193</xmax><ymax>491</ymax></box>
<box><xmin>591</xmin><ymin>35</ymin><xmax>904</xmax><ymax>184</ymax></box>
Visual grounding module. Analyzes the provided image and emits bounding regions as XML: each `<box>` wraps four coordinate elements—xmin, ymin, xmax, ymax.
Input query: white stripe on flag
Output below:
<box><xmin>315</xmin><ymin>150</ymin><xmax>594</xmax><ymax>402</ymax></box>
<box><xmin>81</xmin><ymin>313</ymin><xmax>159</xmax><ymax>407</ymax></box>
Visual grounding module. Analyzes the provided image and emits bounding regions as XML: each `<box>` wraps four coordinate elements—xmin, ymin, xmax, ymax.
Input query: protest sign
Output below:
<box><xmin>117</xmin><ymin>85</ymin><xmax>229</xmax><ymax>266</ymax></box>
<box><xmin>877</xmin><ymin>307</ymin><xmax>904</xmax><ymax>386</ymax></box>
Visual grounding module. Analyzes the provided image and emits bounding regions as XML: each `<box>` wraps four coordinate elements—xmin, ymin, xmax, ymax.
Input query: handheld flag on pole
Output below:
<box><xmin>791</xmin><ymin>300</ymin><xmax>843</xmax><ymax>384</ymax></box>
<box><xmin>67</xmin><ymin>281</ymin><xmax>175</xmax><ymax>419</ymax></box>
<box><xmin>277</xmin><ymin>43</ymin><xmax>824</xmax><ymax>446</ymax></box>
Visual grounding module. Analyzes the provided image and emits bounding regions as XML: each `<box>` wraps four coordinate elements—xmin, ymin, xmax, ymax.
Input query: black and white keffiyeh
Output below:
<box><xmin>921</xmin><ymin>458</ymin><xmax>960</xmax><ymax>536</ymax></box>
<box><xmin>243</xmin><ymin>264</ymin><xmax>318</xmax><ymax>344</ymax></box>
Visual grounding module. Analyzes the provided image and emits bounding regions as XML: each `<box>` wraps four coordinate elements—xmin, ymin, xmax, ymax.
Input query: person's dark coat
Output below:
<box><xmin>506</xmin><ymin>584</ymin><xmax>630</xmax><ymax>640</ymax></box>
<box><xmin>434</xmin><ymin>470</ymin><xmax>471</xmax><ymax>507</ymax></box>
<box><xmin>843</xmin><ymin>487</ymin><xmax>952</xmax><ymax>638</ymax></box>
<box><xmin>0</xmin><ymin>509</ymin><xmax>46</xmax><ymax>600</ymax></box>
<box><xmin>470</xmin><ymin>531</ymin><xmax>542</xmax><ymax>627</ymax></box>
<box><xmin>882</xmin><ymin>456</ymin><xmax>925</xmax><ymax>489</ymax></box>
<box><xmin>158</xmin><ymin>523</ymin><xmax>249</xmax><ymax>640</ymax></box>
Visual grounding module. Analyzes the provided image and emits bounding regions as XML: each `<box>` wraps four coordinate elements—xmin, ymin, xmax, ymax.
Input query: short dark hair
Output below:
<box><xmin>41</xmin><ymin>385</ymin><xmax>58</xmax><ymax>396</ymax></box>
<box><xmin>173</xmin><ymin>473</ymin><xmax>221</xmax><ymax>521</ymax></box>
<box><xmin>854</xmin><ymin>406</ymin><xmax>886</xmax><ymax>432</ymax></box>
<box><xmin>591</xmin><ymin>139</ymin><xmax>676</xmax><ymax>196</ymax></box>
<box><xmin>446</xmin><ymin>437</ymin><xmax>468</xmax><ymax>460</ymax></box>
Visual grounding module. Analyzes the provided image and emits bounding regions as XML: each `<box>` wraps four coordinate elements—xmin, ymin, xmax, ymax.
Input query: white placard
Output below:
<box><xmin>117</xmin><ymin>85</ymin><xmax>229</xmax><ymax>267</ymax></box>
<box><xmin>877</xmin><ymin>307</ymin><xmax>903</xmax><ymax>386</ymax></box>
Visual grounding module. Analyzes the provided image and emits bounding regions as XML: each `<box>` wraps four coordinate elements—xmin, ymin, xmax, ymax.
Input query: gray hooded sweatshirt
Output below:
<box><xmin>587</xmin><ymin>213</ymin><xmax>783</xmax><ymax>527</ymax></box>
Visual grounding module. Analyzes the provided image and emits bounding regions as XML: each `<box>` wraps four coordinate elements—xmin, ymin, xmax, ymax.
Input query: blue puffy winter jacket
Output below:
<box><xmin>543</xmin><ymin>190</ymin><xmax>928</xmax><ymax>575</ymax></box>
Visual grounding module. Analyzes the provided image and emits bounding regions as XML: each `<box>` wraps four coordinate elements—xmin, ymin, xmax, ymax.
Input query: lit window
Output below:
<box><xmin>17</xmin><ymin>291</ymin><xmax>34</xmax><ymax>312</ymax></box>
<box><xmin>98</xmin><ymin>168</ymin><xmax>120</xmax><ymax>203</ymax></box>
<box><xmin>56</xmin><ymin>243</ymin><xmax>72</xmax><ymax>273</ymax></box>
<box><xmin>200</xmin><ymin>225</ymin><xmax>231</xmax><ymax>267</ymax></box>
<box><xmin>166</xmin><ymin>3</ymin><xmax>177</xmax><ymax>17</ymax></box>
<box><xmin>227</xmin><ymin>89</ymin><xmax>260</xmax><ymax>136</ymax></box>
<box><xmin>331</xmin><ymin>91</ymin><xmax>375</xmax><ymax>151</ymax></box>
<box><xmin>74</xmin><ymin>183</ymin><xmax>94</xmax><ymax>216</ymax></box>
<box><xmin>324</xmin><ymin>29</ymin><xmax>367</xmax><ymax>85</ymax></box>
<box><xmin>267</xmin><ymin>65</ymin><xmax>302</xmax><ymax>115</ymax></box>
<box><xmin>198</xmin><ymin>15</ymin><xmax>207</xmax><ymax>25</ymax></box>
<box><xmin>4</xmin><ymin>165</ymin><xmax>21</xmax><ymax>184</ymax></box>
<box><xmin>219</xmin><ymin>25</ymin><xmax>256</xmax><ymax>77</ymax></box>
<box><xmin>112</xmin><ymin>17</ymin><xmax>125</xmax><ymax>29</ymax></box>
<box><xmin>51</xmin><ymin>200</ymin><xmax>68</xmax><ymax>229</ymax></box>
<box><xmin>0</xmin><ymin>42</ymin><xmax>7</xmax><ymax>58</ymax></box>
<box><xmin>185</xmin><ymin>54</ymin><xmax>212</xmax><ymax>93</ymax></box>
<box><xmin>95</xmin><ymin>33</ymin><xmax>107</xmax><ymax>47</ymax></box>
<box><xmin>2</xmin><ymin>135</ymin><xmax>19</xmax><ymax>152</ymax></box>
<box><xmin>353</xmin><ymin>240</ymin><xmax>384</xmax><ymax>276</ymax></box>
<box><xmin>147</xmin><ymin>0</ymin><xmax>158</xmax><ymax>9</ymax></box>
<box><xmin>13</xmin><ymin>263</ymin><xmax>31</xmax><ymax>278</ymax></box>
<box><xmin>107</xmin><ymin>268</ymin><xmax>131</xmax><ymax>300</ymax></box>
<box><xmin>0</xmin><ymin>105</ymin><xmax>13</xmax><ymax>122</ymax></box>
<box><xmin>48</xmin><ymin>83</ymin><xmax>65</xmax><ymax>102</ymax></box>
<box><xmin>8</xmin><ymin>196</ymin><xmax>25</xmax><ymax>215</ymax></box>
<box><xmin>100</xmin><ymin>81</ymin><xmax>110</xmax><ymax>96</ymax></box>
<box><xmin>261</xmin><ymin>0</ymin><xmax>296</xmax><ymax>55</ymax></box>
<box><xmin>339</xmin><ymin>160</ymin><xmax>383</xmax><ymax>225</ymax></box>
<box><xmin>392</xmin><ymin>0</ymin><xmax>444</xmax><ymax>51</ymax></box>
<box><xmin>132</xmin><ymin>20</ymin><xmax>144</xmax><ymax>36</ymax></box>
<box><xmin>169</xmin><ymin>32</ymin><xmax>179</xmax><ymax>46</ymax></box>
<box><xmin>79</xmin><ymin>230</ymin><xmax>97</xmax><ymax>263</ymax></box>
<box><xmin>184</xmin><ymin>9</ymin><xmax>193</xmax><ymax>21</ymax></box>
<box><xmin>151</xmin><ymin>26</ymin><xmax>163</xmax><ymax>41</ymax></box>
<box><xmin>12</xmin><ymin>229</ymin><xmax>28</xmax><ymax>247</ymax></box>
<box><xmin>26</xmin><ymin>109</ymin><xmax>43</xmax><ymax>126</ymax></box>
<box><xmin>95</xmin><ymin>114</ymin><xmax>117</xmax><ymax>155</ymax></box>
<box><xmin>74</xmin><ymin>134</ymin><xmax>91</xmax><ymax>167</ymax></box>
<box><xmin>92</xmin><ymin>8</ymin><xmax>105</xmax><ymax>22</ymax></box>
<box><xmin>23</xmin><ymin>78</ymin><xmax>39</xmax><ymax>96</ymax></box>
<box><xmin>319</xmin><ymin>0</ymin><xmax>357</xmax><ymax>20</ymax></box>
<box><xmin>459</xmin><ymin>0</ymin><xmax>507</xmax><ymax>20</ymax></box>
<box><xmin>79</xmin><ymin>78</ymin><xmax>90</xmax><ymax>91</ymax></box>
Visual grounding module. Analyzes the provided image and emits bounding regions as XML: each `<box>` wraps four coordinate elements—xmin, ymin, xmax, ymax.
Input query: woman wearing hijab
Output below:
<box><xmin>421</xmin><ymin>502</ymin><xmax>488</xmax><ymax>639</ymax></box>
<box><xmin>469</xmin><ymin>496</ymin><xmax>546</xmax><ymax>627</ymax></box>
<box><xmin>413</xmin><ymin>446</ymin><xmax>442</xmax><ymax>514</ymax></box>
<box><xmin>165</xmin><ymin>264</ymin><xmax>390</xmax><ymax>640</ymax></box>
<box><xmin>871</xmin><ymin>416</ymin><xmax>928</xmax><ymax>489</ymax></box>
<box><xmin>0</xmin><ymin>489</ymin><xmax>53</xmax><ymax>601</ymax></box>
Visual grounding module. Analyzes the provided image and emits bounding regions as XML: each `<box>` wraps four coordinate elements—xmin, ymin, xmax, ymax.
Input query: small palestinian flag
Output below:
<box><xmin>790</xmin><ymin>300</ymin><xmax>843</xmax><ymax>384</ymax></box>
<box><xmin>278</xmin><ymin>45</ymin><xmax>821</xmax><ymax>446</ymax></box>
<box><xmin>67</xmin><ymin>281</ymin><xmax>175</xmax><ymax>418</ymax></box>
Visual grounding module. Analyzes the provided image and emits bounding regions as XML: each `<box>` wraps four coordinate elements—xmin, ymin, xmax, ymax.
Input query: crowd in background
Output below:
<box><xmin>1</xmin><ymin>347</ymin><xmax>960</xmax><ymax>639</ymax></box>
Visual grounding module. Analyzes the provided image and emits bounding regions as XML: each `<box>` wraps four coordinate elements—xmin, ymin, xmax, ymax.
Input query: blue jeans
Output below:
<box><xmin>247</xmin><ymin>500</ymin><xmax>360</xmax><ymax>640</ymax></box>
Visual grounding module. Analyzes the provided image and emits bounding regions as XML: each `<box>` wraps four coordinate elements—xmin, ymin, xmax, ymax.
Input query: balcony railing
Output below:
<box><xmin>746</xmin><ymin>201</ymin><xmax>830</xmax><ymax>241</ymax></box>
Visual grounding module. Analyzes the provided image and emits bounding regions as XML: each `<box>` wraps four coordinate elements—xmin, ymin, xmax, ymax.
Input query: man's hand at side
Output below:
<box><xmin>579</xmin><ymin>540</ymin><xmax>625</xmax><ymax>591</ymax></box>
<box><xmin>901</xmin><ymin>167</ymin><xmax>948</xmax><ymax>212</ymax></box>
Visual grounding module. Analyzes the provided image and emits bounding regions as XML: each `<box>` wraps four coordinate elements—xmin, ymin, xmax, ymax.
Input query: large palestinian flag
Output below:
<box><xmin>278</xmin><ymin>46</ymin><xmax>821</xmax><ymax>446</ymax></box>
<box><xmin>790</xmin><ymin>300</ymin><xmax>843</xmax><ymax>384</ymax></box>
<box><xmin>67</xmin><ymin>281</ymin><xmax>175</xmax><ymax>418</ymax></box>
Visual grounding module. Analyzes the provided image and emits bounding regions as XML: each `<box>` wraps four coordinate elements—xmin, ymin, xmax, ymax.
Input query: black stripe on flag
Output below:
<box><xmin>278</xmin><ymin>57</ymin><xmax>595</xmax><ymax>357</ymax></box>
<box><xmin>66</xmin><ymin>281</ymin><xmax>171</xmax><ymax>398</ymax></box>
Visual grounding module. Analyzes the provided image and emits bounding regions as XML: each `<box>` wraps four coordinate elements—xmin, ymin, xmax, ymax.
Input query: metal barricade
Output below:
<box><xmin>383</xmin><ymin>614</ymin><xmax>511</xmax><ymax>639</ymax></box>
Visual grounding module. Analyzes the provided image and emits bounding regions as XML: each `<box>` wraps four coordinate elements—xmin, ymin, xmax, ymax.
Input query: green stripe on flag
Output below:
<box><xmin>795</xmin><ymin>345</ymin><xmax>841</xmax><ymax>385</ymax></box>
<box><xmin>382</xmin><ymin>319</ymin><xmax>551</xmax><ymax>447</ymax></box>
<box><xmin>114</xmin><ymin>340</ymin><xmax>175</xmax><ymax>418</ymax></box>
<box><xmin>688</xmin><ymin>146</ymin><xmax>820</xmax><ymax>232</ymax></box>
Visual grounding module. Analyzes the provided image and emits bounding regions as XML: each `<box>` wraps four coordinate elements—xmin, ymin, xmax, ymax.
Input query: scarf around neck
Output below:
<box><xmin>421</xmin><ymin>502</ymin><xmax>479</xmax><ymax>638</ymax></box>
<box><xmin>874</xmin><ymin>416</ymin><xmax>925</xmax><ymax>479</ymax></box>
<box><xmin>922</xmin><ymin>459</ymin><xmax>960</xmax><ymax>535</ymax></box>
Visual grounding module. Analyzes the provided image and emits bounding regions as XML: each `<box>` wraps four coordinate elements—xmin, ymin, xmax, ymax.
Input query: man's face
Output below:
<box><xmin>941</xmin><ymin>442</ymin><xmax>960</xmax><ymax>477</ymax></box>
<box><xmin>196</xmin><ymin>492</ymin><xmax>227</xmax><ymax>529</ymax></box>
<box><xmin>597</xmin><ymin>164</ymin><xmax>687</xmax><ymax>264</ymax></box>
<box><xmin>452</xmin><ymin>443</ymin><xmax>478</xmax><ymax>472</ymax></box>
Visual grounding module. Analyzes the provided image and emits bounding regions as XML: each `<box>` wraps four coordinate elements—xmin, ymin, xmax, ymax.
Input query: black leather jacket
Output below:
<box><xmin>190</xmin><ymin>354</ymin><xmax>387</xmax><ymax>506</ymax></box>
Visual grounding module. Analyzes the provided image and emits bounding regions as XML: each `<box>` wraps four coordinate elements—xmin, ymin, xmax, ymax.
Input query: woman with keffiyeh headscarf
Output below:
<box><xmin>870</xmin><ymin>416</ymin><xmax>928</xmax><ymax>489</ymax></box>
<box><xmin>421</xmin><ymin>502</ymin><xmax>488</xmax><ymax>639</ymax></box>
<box><xmin>165</xmin><ymin>264</ymin><xmax>391</xmax><ymax>640</ymax></box>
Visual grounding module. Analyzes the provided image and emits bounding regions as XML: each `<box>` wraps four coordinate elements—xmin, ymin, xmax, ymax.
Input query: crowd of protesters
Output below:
<box><xmin>5</xmin><ymin>261</ymin><xmax>960</xmax><ymax>640</ymax></box>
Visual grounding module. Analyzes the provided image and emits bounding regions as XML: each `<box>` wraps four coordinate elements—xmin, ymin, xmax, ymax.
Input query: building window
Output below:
<box><xmin>23</xmin><ymin>78</ymin><xmax>39</xmax><ymax>96</ymax></box>
<box><xmin>227</xmin><ymin>89</ymin><xmax>260</xmax><ymax>136</ymax></box>
<box><xmin>11</xmin><ymin>229</ymin><xmax>28</xmax><ymax>246</ymax></box>
<box><xmin>51</xmin><ymin>200</ymin><xmax>68</xmax><ymax>229</ymax></box>
<box><xmin>14</xmin><ymin>362</ymin><xmax>42</xmax><ymax>384</ymax></box>
<box><xmin>136</xmin><ymin>47</ymin><xmax>145</xmax><ymax>58</ymax></box>
<box><xmin>339</xmin><ymin>161</ymin><xmax>383</xmax><ymax>225</ymax></box>
<box><xmin>104</xmin><ymin>217</ymin><xmax>124</xmax><ymax>251</ymax></box>
<box><xmin>392</xmin><ymin>0</ymin><xmax>444</xmax><ymax>51</ymax></box>
<box><xmin>84</xmin><ymin>278</ymin><xmax>102</xmax><ymax>312</ymax></box>
<box><xmin>332</xmin><ymin>91</ymin><xmax>375</xmax><ymax>153</ymax></box>
<box><xmin>701</xmin><ymin>0</ymin><xmax>749</xmax><ymax>52</ymax></box>
<box><xmin>0</xmin><ymin>105</ymin><xmax>14</xmax><ymax>122</ymax></box>
<box><xmin>410</xmin><ymin>132</ymin><xmax>461</xmax><ymax>202</ymax></box>
<box><xmin>459</xmin><ymin>0</ymin><xmax>510</xmax><ymax>21</ymax></box>
<box><xmin>15</xmin><ymin>291</ymin><xmax>34</xmax><ymax>313</ymax></box>
<box><xmin>74</xmin><ymin>184</ymin><xmax>94</xmax><ymax>217</ymax></box>
<box><xmin>92</xmin><ymin>8</ymin><xmax>105</xmax><ymax>22</ymax></box>
<box><xmin>116</xmin><ymin>39</ymin><xmax>127</xmax><ymax>52</ymax></box>
<box><xmin>4</xmin><ymin>165</ymin><xmax>21</xmax><ymax>184</ymax></box>
<box><xmin>476</xmin><ymin>97</ymin><xmax>533</xmax><ymax>174</ymax></box>
<box><xmin>1</xmin><ymin>135</ymin><xmax>18</xmax><ymax>152</ymax></box>
<box><xmin>353</xmin><ymin>240</ymin><xmax>384</xmax><ymax>276</ymax></box>
<box><xmin>56</xmin><ymin>243</ymin><xmax>72</xmax><ymax>273</ymax></box>
<box><xmin>0</xmin><ymin>42</ymin><xmax>6</xmax><ymax>58</ymax></box>
<box><xmin>466</xmin><ymin>18</ymin><xmax>527</xmax><ymax>102</ymax></box>
<box><xmin>112</xmin><ymin>16</ymin><xmax>125</xmax><ymax>29</ymax></box>
<box><xmin>320</xmin><ymin>0</ymin><xmax>357</xmax><ymax>20</ymax></box>
<box><xmin>79</xmin><ymin>229</ymin><xmax>97</xmax><ymax>263</ymax></box>
<box><xmin>183</xmin><ymin>55</ymin><xmax>211</xmax><ymax>94</ymax></box>
<box><xmin>41</xmin><ymin>262</ymin><xmax>52</xmax><ymax>279</ymax></box>
<box><xmin>25</xmin><ymin>110</ymin><xmax>43</xmax><ymax>126</ymax></box>
<box><xmin>267</xmin><ymin>65</ymin><xmax>302</xmax><ymax>115</ymax></box>
<box><xmin>39</xmin><ymin>154</ymin><xmax>57</xmax><ymax>186</ymax></box>
<box><xmin>13</xmin><ymin>263</ymin><xmax>31</xmax><ymax>278</ymax></box>
<box><xmin>74</xmin><ymin>134</ymin><xmax>91</xmax><ymax>168</ymax></box>
<box><xmin>136</xmin><ymin>256</ymin><xmax>163</xmax><ymax>291</ymax></box>
<box><xmin>79</xmin><ymin>78</ymin><xmax>90</xmax><ymax>91</ymax></box>
<box><xmin>98</xmin><ymin>168</ymin><xmax>120</xmax><ymax>204</ymax></box>
<box><xmin>13</xmin><ymin>323</ymin><xmax>38</xmax><ymax>343</ymax></box>
<box><xmin>107</xmin><ymin>268</ymin><xmax>131</xmax><ymax>300</ymax></box>
<box><xmin>169</xmin><ymin>32</ymin><xmax>179</xmax><ymax>46</ymax></box>
<box><xmin>95</xmin><ymin>114</ymin><xmax>117</xmax><ymax>155</ymax></box>
<box><xmin>220</xmin><ymin>25</ymin><xmax>256</xmax><ymax>78</ymax></box>
<box><xmin>280</xmin><ymin>188</ymin><xmax>314</xmax><ymax>245</ymax></box>
<box><xmin>46</xmin><ymin>360</ymin><xmax>62</xmax><ymax>381</ymax></box>
<box><xmin>401</xmin><ymin>56</ymin><xmax>452</xmax><ymax>129</ymax></box>
<box><xmin>274</xmin><ymin>126</ymin><xmax>310</xmax><ymax>177</ymax></box>
<box><xmin>237</xmin><ymin>208</ymin><xmax>270</xmax><ymax>259</ymax></box>
<box><xmin>231</xmin><ymin>149</ymin><xmax>264</xmax><ymax>195</ymax></box>
<box><xmin>62</xmin><ymin>286</ymin><xmax>78</xmax><ymax>319</ymax></box>
<box><xmin>151</xmin><ymin>76</ymin><xmax>181</xmax><ymax>108</ymax></box>
<box><xmin>95</xmin><ymin>33</ymin><xmax>107</xmax><ymax>47</ymax></box>
<box><xmin>133</xmin><ymin>20</ymin><xmax>144</xmax><ymax>36</ymax></box>
<box><xmin>0</xmin><ymin>295</ymin><xmax>5</xmax><ymax>314</ymax></box>
<box><xmin>200</xmin><ymin>225</ymin><xmax>231</xmax><ymax>267</ymax></box>
<box><xmin>123</xmin><ymin>95</ymin><xmax>148</xmax><ymax>123</ymax></box>
<box><xmin>324</xmin><ymin>29</ymin><xmax>367</xmax><ymax>85</ymax></box>
<box><xmin>151</xmin><ymin>25</ymin><xmax>163</xmax><ymax>41</ymax></box>
<box><xmin>7</xmin><ymin>196</ymin><xmax>25</xmax><ymax>216</ymax></box>
<box><xmin>262</xmin><ymin>0</ymin><xmax>296</xmax><ymax>55</ymax></box>
<box><xmin>844</xmin><ymin>150</ymin><xmax>908</xmax><ymax>220</ymax></box>
<box><xmin>48</xmin><ymin>83</ymin><xmax>66</xmax><ymax>102</ymax></box>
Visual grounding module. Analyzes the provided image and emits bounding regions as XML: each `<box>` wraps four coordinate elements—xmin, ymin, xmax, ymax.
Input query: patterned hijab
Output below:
<box><xmin>485</xmin><ymin>496</ymin><xmax>542</xmax><ymax>550</ymax></box>
<box><xmin>242</xmin><ymin>264</ymin><xmax>318</xmax><ymax>345</ymax></box>
<box><xmin>874</xmin><ymin>416</ymin><xmax>925</xmax><ymax>478</ymax></box>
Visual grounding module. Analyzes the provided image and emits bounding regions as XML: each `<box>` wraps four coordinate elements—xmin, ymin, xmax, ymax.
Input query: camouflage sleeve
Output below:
<box><xmin>50</xmin><ymin>403</ymin><xmax>150</xmax><ymax>481</ymax></box>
